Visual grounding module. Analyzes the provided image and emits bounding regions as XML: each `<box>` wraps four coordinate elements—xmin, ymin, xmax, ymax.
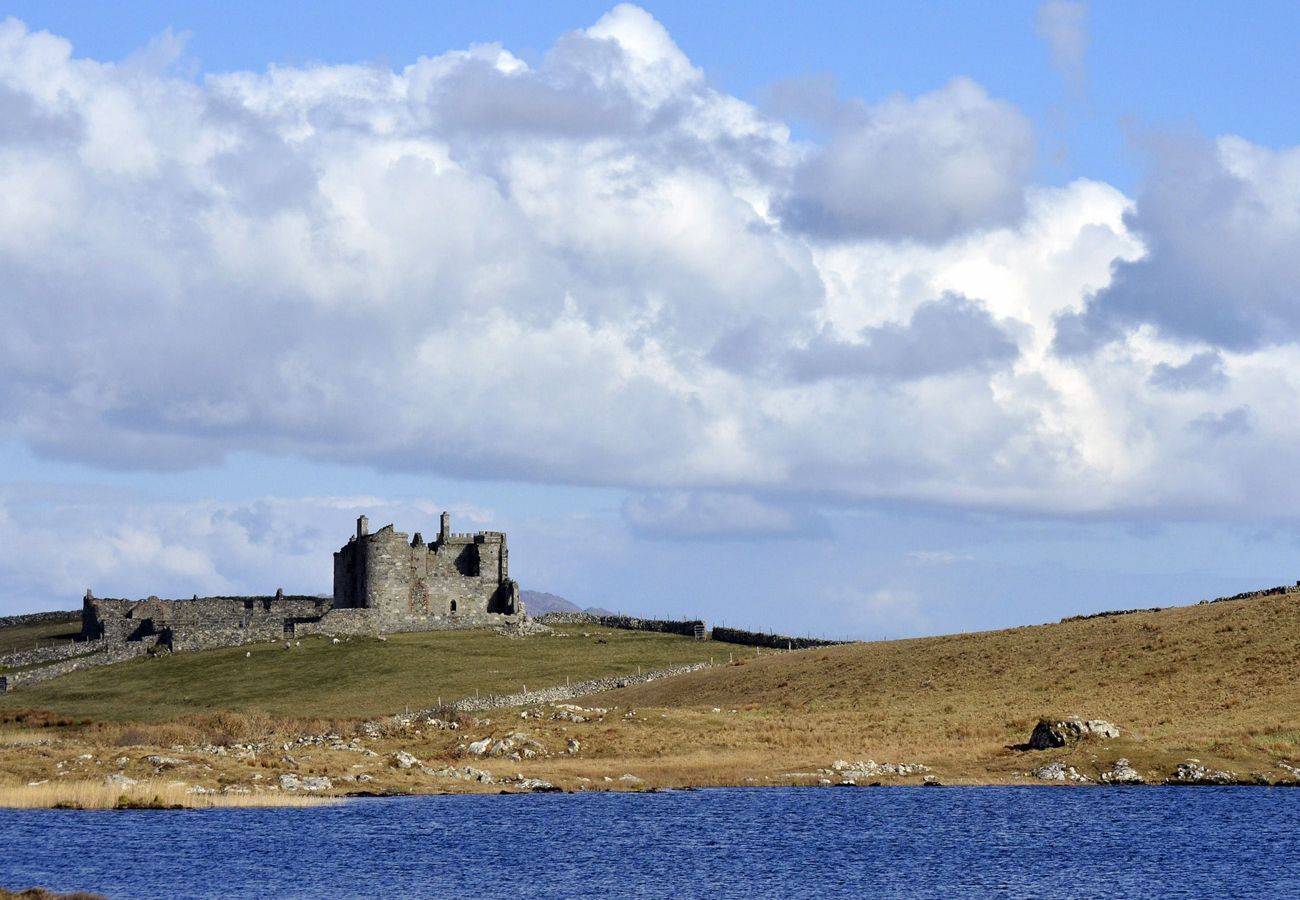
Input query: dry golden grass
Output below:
<box><xmin>575</xmin><ymin>592</ymin><xmax>1300</xmax><ymax>782</ymax></box>
<box><xmin>0</xmin><ymin>594</ymin><xmax>1296</xmax><ymax>793</ymax></box>
<box><xmin>0</xmin><ymin>779</ymin><xmax>337</xmax><ymax>809</ymax></box>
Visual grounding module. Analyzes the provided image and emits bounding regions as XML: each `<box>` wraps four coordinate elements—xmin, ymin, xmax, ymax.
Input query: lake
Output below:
<box><xmin>3</xmin><ymin>787</ymin><xmax>1298</xmax><ymax>898</ymax></box>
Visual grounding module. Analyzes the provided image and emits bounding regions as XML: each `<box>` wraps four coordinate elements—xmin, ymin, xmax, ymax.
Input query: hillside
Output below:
<box><xmin>0</xmin><ymin>626</ymin><xmax>719</xmax><ymax>721</ymax></box>
<box><xmin>588</xmin><ymin>592</ymin><xmax>1300</xmax><ymax>782</ymax></box>
<box><xmin>520</xmin><ymin>589</ymin><xmax>616</xmax><ymax>617</ymax></box>
<box><xmin>519</xmin><ymin>590</ymin><xmax>584</xmax><ymax>615</ymax></box>
<box><xmin>0</xmin><ymin>591</ymin><xmax>1298</xmax><ymax>805</ymax></box>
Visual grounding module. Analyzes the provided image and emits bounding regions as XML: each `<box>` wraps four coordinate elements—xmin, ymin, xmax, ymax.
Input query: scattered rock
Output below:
<box><xmin>468</xmin><ymin>732</ymin><xmax>548</xmax><ymax>760</ymax></box>
<box><xmin>427</xmin><ymin>765</ymin><xmax>495</xmax><ymax>783</ymax></box>
<box><xmin>513</xmin><ymin>777</ymin><xmax>560</xmax><ymax>792</ymax></box>
<box><xmin>145</xmin><ymin>755</ymin><xmax>186</xmax><ymax>769</ymax></box>
<box><xmin>1027</xmin><ymin>717</ymin><xmax>1120</xmax><ymax>750</ymax></box>
<box><xmin>1029</xmin><ymin>761</ymin><xmax>1092</xmax><ymax>783</ymax></box>
<box><xmin>1166</xmin><ymin>760</ymin><xmax>1237</xmax><ymax>785</ymax></box>
<box><xmin>922</xmin><ymin>775</ymin><xmax>942</xmax><ymax>786</ymax></box>
<box><xmin>391</xmin><ymin>750</ymin><xmax>421</xmax><ymax>769</ymax></box>
<box><xmin>1100</xmin><ymin>758</ymin><xmax>1144</xmax><ymax>785</ymax></box>
<box><xmin>279</xmin><ymin>773</ymin><xmax>332</xmax><ymax>791</ymax></box>
<box><xmin>566</xmin><ymin>739</ymin><xmax>581</xmax><ymax>755</ymax></box>
<box><xmin>618</xmin><ymin>773</ymin><xmax>643</xmax><ymax>783</ymax></box>
<box><xmin>829</xmin><ymin>759</ymin><xmax>931</xmax><ymax>779</ymax></box>
<box><xmin>104</xmin><ymin>774</ymin><xmax>137</xmax><ymax>786</ymax></box>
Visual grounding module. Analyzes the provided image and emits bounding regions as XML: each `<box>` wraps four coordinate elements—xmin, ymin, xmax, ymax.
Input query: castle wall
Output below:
<box><xmin>83</xmin><ymin>594</ymin><xmax>330</xmax><ymax>652</ymax></box>
<box><xmin>79</xmin><ymin>512</ymin><xmax>523</xmax><ymax>658</ymax></box>
<box><xmin>334</xmin><ymin>518</ymin><xmax>520</xmax><ymax>631</ymax></box>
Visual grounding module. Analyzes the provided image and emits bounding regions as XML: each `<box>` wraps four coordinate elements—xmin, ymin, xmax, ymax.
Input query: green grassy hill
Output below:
<box><xmin>0</xmin><ymin>625</ymin><xmax>718</xmax><ymax>721</ymax></box>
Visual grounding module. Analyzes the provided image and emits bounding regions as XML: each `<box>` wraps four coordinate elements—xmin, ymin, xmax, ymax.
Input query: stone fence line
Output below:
<box><xmin>708</xmin><ymin>626</ymin><xmax>847</xmax><ymax>650</ymax></box>
<box><xmin>0</xmin><ymin>610</ymin><xmax>80</xmax><ymax>630</ymax></box>
<box><xmin>1060</xmin><ymin>581</ymin><xmax>1300</xmax><ymax>624</ymax></box>
<box><xmin>434</xmin><ymin>661</ymin><xmax>714</xmax><ymax>713</ymax></box>
<box><xmin>535</xmin><ymin>612</ymin><xmax>848</xmax><ymax>650</ymax></box>
<box><xmin>1</xmin><ymin>640</ymin><xmax>99</xmax><ymax>671</ymax></box>
<box><xmin>535</xmin><ymin>612</ymin><xmax>704</xmax><ymax>637</ymax></box>
<box><xmin>0</xmin><ymin>641</ymin><xmax>154</xmax><ymax>692</ymax></box>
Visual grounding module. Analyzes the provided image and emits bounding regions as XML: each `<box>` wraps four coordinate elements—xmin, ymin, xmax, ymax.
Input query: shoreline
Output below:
<box><xmin>7</xmin><ymin>778</ymin><xmax>1300</xmax><ymax>812</ymax></box>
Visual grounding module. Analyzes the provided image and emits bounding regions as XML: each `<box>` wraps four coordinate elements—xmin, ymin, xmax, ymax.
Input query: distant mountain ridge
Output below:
<box><xmin>520</xmin><ymin>590</ymin><xmax>616</xmax><ymax>617</ymax></box>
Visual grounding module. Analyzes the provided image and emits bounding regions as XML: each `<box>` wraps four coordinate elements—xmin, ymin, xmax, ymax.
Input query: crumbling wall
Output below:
<box><xmin>82</xmin><ymin>593</ymin><xmax>329</xmax><ymax>652</ymax></box>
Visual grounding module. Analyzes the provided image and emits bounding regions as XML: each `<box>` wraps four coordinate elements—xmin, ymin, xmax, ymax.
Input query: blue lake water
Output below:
<box><xmin>3</xmin><ymin>787</ymin><xmax>1298</xmax><ymax>899</ymax></box>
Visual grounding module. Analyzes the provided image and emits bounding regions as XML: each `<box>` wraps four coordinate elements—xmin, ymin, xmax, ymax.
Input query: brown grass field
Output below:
<box><xmin>0</xmin><ymin>593</ymin><xmax>1297</xmax><ymax>804</ymax></box>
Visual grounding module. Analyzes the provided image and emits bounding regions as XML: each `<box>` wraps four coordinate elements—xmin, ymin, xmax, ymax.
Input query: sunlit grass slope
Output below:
<box><xmin>0</xmin><ymin>626</ymin><xmax>719</xmax><ymax>721</ymax></box>
<box><xmin>597</xmin><ymin>593</ymin><xmax>1300</xmax><ymax>778</ymax></box>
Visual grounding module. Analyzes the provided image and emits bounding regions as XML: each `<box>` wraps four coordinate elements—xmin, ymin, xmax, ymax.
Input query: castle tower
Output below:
<box><xmin>439</xmin><ymin>511</ymin><xmax>450</xmax><ymax>543</ymax></box>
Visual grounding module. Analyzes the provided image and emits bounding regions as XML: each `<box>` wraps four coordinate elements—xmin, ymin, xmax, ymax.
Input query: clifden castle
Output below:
<box><xmin>81</xmin><ymin>513</ymin><xmax>524</xmax><ymax>653</ymax></box>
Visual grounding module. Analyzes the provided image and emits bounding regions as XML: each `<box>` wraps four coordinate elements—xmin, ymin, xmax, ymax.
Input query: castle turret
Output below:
<box><xmin>357</xmin><ymin>515</ymin><xmax>369</xmax><ymax>539</ymax></box>
<box><xmin>440</xmin><ymin>511</ymin><xmax>450</xmax><ymax>543</ymax></box>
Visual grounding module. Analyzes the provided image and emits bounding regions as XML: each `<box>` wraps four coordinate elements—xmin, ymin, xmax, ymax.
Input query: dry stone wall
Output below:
<box><xmin>0</xmin><ymin>640</ymin><xmax>154</xmax><ymax>691</ymax></box>
<box><xmin>441</xmin><ymin>661</ymin><xmax>713</xmax><ymax>712</ymax></box>
<box><xmin>536</xmin><ymin>612</ymin><xmax>846</xmax><ymax>649</ymax></box>
<box><xmin>0</xmin><ymin>610</ymin><xmax>80</xmax><ymax>630</ymax></box>
<box><xmin>709</xmin><ymin>626</ymin><xmax>847</xmax><ymax>650</ymax></box>
<box><xmin>535</xmin><ymin>612</ymin><xmax>704</xmax><ymax>637</ymax></box>
<box><xmin>0</xmin><ymin>639</ymin><xmax>95</xmax><ymax>669</ymax></box>
<box><xmin>1059</xmin><ymin>581</ymin><xmax>1300</xmax><ymax>624</ymax></box>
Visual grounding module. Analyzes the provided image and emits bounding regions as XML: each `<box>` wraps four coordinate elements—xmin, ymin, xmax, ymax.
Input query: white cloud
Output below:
<box><xmin>1060</xmin><ymin>133</ymin><xmax>1300</xmax><ymax>352</ymax></box>
<box><xmin>779</xmin><ymin>77</ymin><xmax>1036</xmax><ymax>241</ymax></box>
<box><xmin>1</xmin><ymin>6</ymin><xmax>1300</xmax><ymax>538</ymax></box>
<box><xmin>0</xmin><ymin>487</ymin><xmax>511</xmax><ymax>611</ymax></box>
<box><xmin>1037</xmin><ymin>1</ymin><xmax>1089</xmax><ymax>87</ymax></box>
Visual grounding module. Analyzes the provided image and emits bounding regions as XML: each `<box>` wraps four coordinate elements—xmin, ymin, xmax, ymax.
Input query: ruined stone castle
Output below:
<box><xmin>80</xmin><ymin>513</ymin><xmax>524</xmax><ymax>652</ymax></box>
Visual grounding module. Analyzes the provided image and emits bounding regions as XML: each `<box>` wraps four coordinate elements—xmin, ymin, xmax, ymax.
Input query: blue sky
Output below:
<box><xmin>3</xmin><ymin>2</ymin><xmax>1300</xmax><ymax>636</ymax></box>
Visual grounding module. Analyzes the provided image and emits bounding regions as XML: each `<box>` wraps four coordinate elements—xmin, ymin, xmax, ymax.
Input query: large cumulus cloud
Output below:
<box><xmin>1057</xmin><ymin>133</ymin><xmax>1300</xmax><ymax>352</ymax></box>
<box><xmin>4</xmin><ymin>4</ymin><xmax>1300</xmax><ymax>528</ymax></box>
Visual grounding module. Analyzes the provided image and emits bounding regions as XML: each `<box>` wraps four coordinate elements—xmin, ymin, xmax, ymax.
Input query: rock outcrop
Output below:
<box><xmin>1099</xmin><ymin>758</ymin><xmax>1144</xmax><ymax>784</ymax></box>
<box><xmin>278</xmin><ymin>773</ymin><xmax>332</xmax><ymax>791</ymax></box>
<box><xmin>1165</xmin><ymin>760</ymin><xmax>1237</xmax><ymax>785</ymax></box>
<box><xmin>1030</xmin><ymin>761</ymin><xmax>1092</xmax><ymax>783</ymax></box>
<box><xmin>1027</xmin><ymin>717</ymin><xmax>1120</xmax><ymax>749</ymax></box>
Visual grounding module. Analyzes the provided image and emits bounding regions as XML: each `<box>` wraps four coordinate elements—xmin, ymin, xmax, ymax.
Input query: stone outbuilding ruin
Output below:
<box><xmin>81</xmin><ymin>513</ymin><xmax>524</xmax><ymax>653</ymax></box>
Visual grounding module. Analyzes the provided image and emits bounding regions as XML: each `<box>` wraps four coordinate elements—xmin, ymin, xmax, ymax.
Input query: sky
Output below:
<box><xmin>3</xmin><ymin>2</ymin><xmax>1300</xmax><ymax>637</ymax></box>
